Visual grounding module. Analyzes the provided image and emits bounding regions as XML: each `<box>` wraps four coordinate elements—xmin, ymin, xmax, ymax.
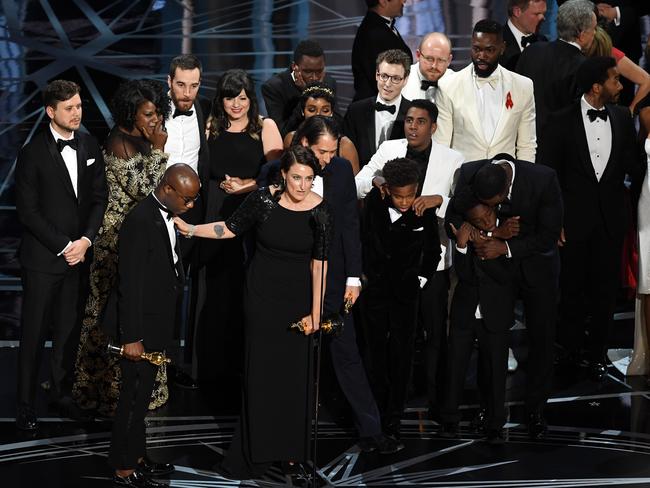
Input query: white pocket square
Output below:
<box><xmin>86</xmin><ymin>158</ymin><xmax>95</xmax><ymax>166</ymax></box>
<box><xmin>413</xmin><ymin>227</ymin><xmax>424</xmax><ymax>232</ymax></box>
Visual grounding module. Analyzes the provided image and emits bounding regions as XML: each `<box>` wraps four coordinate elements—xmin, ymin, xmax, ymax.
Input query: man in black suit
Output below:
<box><xmin>517</xmin><ymin>0</ymin><xmax>597</xmax><ymax>134</ymax></box>
<box><xmin>538</xmin><ymin>56</ymin><xmax>644</xmax><ymax>378</ymax></box>
<box><xmin>14</xmin><ymin>80</ymin><xmax>108</xmax><ymax>430</ymax></box>
<box><xmin>109</xmin><ymin>164</ymin><xmax>200</xmax><ymax>488</ymax></box>
<box><xmin>501</xmin><ymin>0</ymin><xmax>548</xmax><ymax>70</ymax></box>
<box><xmin>344</xmin><ymin>49</ymin><xmax>411</xmax><ymax>168</ymax></box>
<box><xmin>446</xmin><ymin>156</ymin><xmax>563</xmax><ymax>439</ymax></box>
<box><xmin>351</xmin><ymin>0</ymin><xmax>413</xmax><ymax>101</ymax></box>
<box><xmin>261</xmin><ymin>39</ymin><xmax>337</xmax><ymax>136</ymax></box>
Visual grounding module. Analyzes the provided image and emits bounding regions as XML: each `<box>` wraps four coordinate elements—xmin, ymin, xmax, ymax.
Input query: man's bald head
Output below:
<box><xmin>157</xmin><ymin>163</ymin><xmax>201</xmax><ymax>215</ymax></box>
<box><xmin>416</xmin><ymin>32</ymin><xmax>453</xmax><ymax>82</ymax></box>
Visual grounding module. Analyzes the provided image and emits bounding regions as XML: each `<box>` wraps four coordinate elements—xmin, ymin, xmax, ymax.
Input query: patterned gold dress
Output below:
<box><xmin>72</xmin><ymin>129</ymin><xmax>169</xmax><ymax>416</ymax></box>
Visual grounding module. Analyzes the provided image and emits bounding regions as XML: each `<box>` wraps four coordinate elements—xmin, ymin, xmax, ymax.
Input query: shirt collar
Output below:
<box><xmin>581</xmin><ymin>95</ymin><xmax>603</xmax><ymax>114</ymax></box>
<box><xmin>507</xmin><ymin>19</ymin><xmax>527</xmax><ymax>50</ymax></box>
<box><xmin>559</xmin><ymin>38</ymin><xmax>583</xmax><ymax>52</ymax></box>
<box><xmin>376</xmin><ymin>93</ymin><xmax>402</xmax><ymax>107</ymax></box>
<box><xmin>49</xmin><ymin>123</ymin><xmax>74</xmax><ymax>141</ymax></box>
<box><xmin>471</xmin><ymin>63</ymin><xmax>502</xmax><ymax>81</ymax></box>
<box><xmin>167</xmin><ymin>97</ymin><xmax>195</xmax><ymax>120</ymax></box>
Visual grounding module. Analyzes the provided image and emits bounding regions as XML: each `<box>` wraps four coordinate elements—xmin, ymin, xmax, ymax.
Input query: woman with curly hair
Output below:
<box><xmin>73</xmin><ymin>79</ymin><xmax>172</xmax><ymax>416</ymax></box>
<box><xmin>197</xmin><ymin>69</ymin><xmax>282</xmax><ymax>385</ymax></box>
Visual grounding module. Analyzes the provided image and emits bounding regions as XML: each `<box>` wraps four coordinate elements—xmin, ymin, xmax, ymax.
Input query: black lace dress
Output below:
<box><xmin>220</xmin><ymin>187</ymin><xmax>332</xmax><ymax>478</ymax></box>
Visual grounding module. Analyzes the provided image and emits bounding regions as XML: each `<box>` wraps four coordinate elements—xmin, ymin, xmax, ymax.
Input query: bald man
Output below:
<box><xmin>108</xmin><ymin>164</ymin><xmax>200</xmax><ymax>487</ymax></box>
<box><xmin>402</xmin><ymin>32</ymin><xmax>454</xmax><ymax>103</ymax></box>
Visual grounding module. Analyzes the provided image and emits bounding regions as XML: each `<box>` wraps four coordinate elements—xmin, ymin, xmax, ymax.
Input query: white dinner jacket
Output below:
<box><xmin>402</xmin><ymin>63</ymin><xmax>454</xmax><ymax>103</ymax></box>
<box><xmin>355</xmin><ymin>138</ymin><xmax>465</xmax><ymax>270</ymax></box>
<box><xmin>434</xmin><ymin>63</ymin><xmax>537</xmax><ymax>163</ymax></box>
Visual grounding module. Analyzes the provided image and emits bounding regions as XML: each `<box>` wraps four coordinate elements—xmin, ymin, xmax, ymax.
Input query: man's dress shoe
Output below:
<box><xmin>167</xmin><ymin>365</ymin><xmax>199</xmax><ymax>389</ymax></box>
<box><xmin>471</xmin><ymin>409</ymin><xmax>486</xmax><ymax>433</ymax></box>
<box><xmin>16</xmin><ymin>405</ymin><xmax>37</xmax><ymax>431</ymax></box>
<box><xmin>528</xmin><ymin>413</ymin><xmax>547</xmax><ymax>439</ymax></box>
<box><xmin>358</xmin><ymin>433</ymin><xmax>405</xmax><ymax>454</ymax></box>
<box><xmin>113</xmin><ymin>471</ymin><xmax>166</xmax><ymax>487</ymax></box>
<box><xmin>138</xmin><ymin>457</ymin><xmax>175</xmax><ymax>477</ymax></box>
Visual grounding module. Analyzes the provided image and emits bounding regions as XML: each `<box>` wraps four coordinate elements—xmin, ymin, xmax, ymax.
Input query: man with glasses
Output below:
<box><xmin>402</xmin><ymin>32</ymin><xmax>454</xmax><ymax>103</ymax></box>
<box><xmin>344</xmin><ymin>49</ymin><xmax>412</xmax><ymax>168</ymax></box>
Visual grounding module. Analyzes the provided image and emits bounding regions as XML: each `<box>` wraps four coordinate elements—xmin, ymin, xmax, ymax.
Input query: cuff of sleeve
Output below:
<box><xmin>346</xmin><ymin>277</ymin><xmax>362</xmax><ymax>287</ymax></box>
<box><xmin>436</xmin><ymin>195</ymin><xmax>450</xmax><ymax>219</ymax></box>
<box><xmin>456</xmin><ymin>244</ymin><xmax>468</xmax><ymax>254</ymax></box>
<box><xmin>81</xmin><ymin>236</ymin><xmax>92</xmax><ymax>247</ymax></box>
<box><xmin>614</xmin><ymin>6</ymin><xmax>621</xmax><ymax>26</ymax></box>
<box><xmin>57</xmin><ymin>240</ymin><xmax>72</xmax><ymax>256</ymax></box>
<box><xmin>505</xmin><ymin>241</ymin><xmax>512</xmax><ymax>258</ymax></box>
<box><xmin>645</xmin><ymin>139</ymin><xmax>650</xmax><ymax>160</ymax></box>
<box><xmin>418</xmin><ymin>276</ymin><xmax>428</xmax><ymax>289</ymax></box>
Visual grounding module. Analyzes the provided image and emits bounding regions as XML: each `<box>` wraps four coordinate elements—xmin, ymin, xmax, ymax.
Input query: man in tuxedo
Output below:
<box><xmin>109</xmin><ymin>164</ymin><xmax>200</xmax><ymax>488</ymax></box>
<box><xmin>262</xmin><ymin>39</ymin><xmax>337</xmax><ymax>136</ymax></box>
<box><xmin>164</xmin><ymin>53</ymin><xmax>209</xmax><ymax>388</ymax></box>
<box><xmin>351</xmin><ymin>0</ymin><xmax>412</xmax><ymax>101</ymax></box>
<box><xmin>516</xmin><ymin>0</ymin><xmax>596</xmax><ymax>134</ymax></box>
<box><xmin>538</xmin><ymin>56</ymin><xmax>644</xmax><ymax>378</ymax></box>
<box><xmin>14</xmin><ymin>80</ymin><xmax>108</xmax><ymax>430</ymax></box>
<box><xmin>501</xmin><ymin>0</ymin><xmax>548</xmax><ymax>71</ymax></box>
<box><xmin>446</xmin><ymin>157</ymin><xmax>563</xmax><ymax>439</ymax></box>
<box><xmin>344</xmin><ymin>49</ymin><xmax>412</xmax><ymax>168</ymax></box>
<box><xmin>435</xmin><ymin>19</ymin><xmax>537</xmax><ymax>163</ymax></box>
<box><xmin>402</xmin><ymin>32</ymin><xmax>454</xmax><ymax>103</ymax></box>
<box><xmin>355</xmin><ymin>100</ymin><xmax>465</xmax><ymax>418</ymax></box>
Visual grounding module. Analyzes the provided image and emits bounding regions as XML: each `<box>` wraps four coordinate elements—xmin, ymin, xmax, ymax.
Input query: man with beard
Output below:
<box><xmin>402</xmin><ymin>32</ymin><xmax>455</xmax><ymax>103</ymax></box>
<box><xmin>501</xmin><ymin>0</ymin><xmax>548</xmax><ymax>71</ymax></box>
<box><xmin>435</xmin><ymin>20</ymin><xmax>536</xmax><ymax>163</ymax></box>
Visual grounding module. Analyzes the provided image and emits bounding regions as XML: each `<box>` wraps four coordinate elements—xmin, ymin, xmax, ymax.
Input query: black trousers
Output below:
<box><xmin>420</xmin><ymin>269</ymin><xmax>450</xmax><ymax>414</ymax></box>
<box><xmin>361</xmin><ymin>280</ymin><xmax>419</xmax><ymax>427</ymax></box>
<box><xmin>108</xmin><ymin>359</ymin><xmax>158</xmax><ymax>470</ymax></box>
<box><xmin>558</xmin><ymin>227</ymin><xmax>622</xmax><ymax>363</ymax></box>
<box><xmin>17</xmin><ymin>266</ymin><xmax>81</xmax><ymax>407</ymax></box>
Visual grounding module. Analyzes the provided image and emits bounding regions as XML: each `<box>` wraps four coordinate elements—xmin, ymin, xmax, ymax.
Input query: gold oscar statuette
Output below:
<box><xmin>106</xmin><ymin>340</ymin><xmax>171</xmax><ymax>366</ymax></box>
<box><xmin>289</xmin><ymin>313</ymin><xmax>344</xmax><ymax>336</ymax></box>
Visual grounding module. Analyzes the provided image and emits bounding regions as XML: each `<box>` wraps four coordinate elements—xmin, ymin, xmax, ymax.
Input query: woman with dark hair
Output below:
<box><xmin>73</xmin><ymin>79</ymin><xmax>172</xmax><ymax>416</ymax></box>
<box><xmin>197</xmin><ymin>69</ymin><xmax>282</xmax><ymax>384</ymax></box>
<box><xmin>175</xmin><ymin>145</ymin><xmax>332</xmax><ymax>479</ymax></box>
<box><xmin>283</xmin><ymin>82</ymin><xmax>360</xmax><ymax>174</ymax></box>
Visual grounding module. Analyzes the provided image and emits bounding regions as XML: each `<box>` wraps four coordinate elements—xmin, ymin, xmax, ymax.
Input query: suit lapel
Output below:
<box><xmin>462</xmin><ymin>68</ymin><xmax>488</xmax><ymax>145</ymax></box>
<box><xmin>364</xmin><ymin>99</ymin><xmax>376</xmax><ymax>152</ymax></box>
<box><xmin>599</xmin><ymin>104</ymin><xmax>617</xmax><ymax>183</ymax></box>
<box><xmin>489</xmin><ymin>69</ymin><xmax>510</xmax><ymax>145</ymax></box>
<box><xmin>572</xmin><ymin>104</ymin><xmax>599</xmax><ymax>182</ymax></box>
<box><xmin>75</xmin><ymin>134</ymin><xmax>87</xmax><ymax>203</ymax></box>
<box><xmin>44</xmin><ymin>130</ymin><xmax>77</xmax><ymax>198</ymax></box>
<box><xmin>150</xmin><ymin>196</ymin><xmax>177</xmax><ymax>272</ymax></box>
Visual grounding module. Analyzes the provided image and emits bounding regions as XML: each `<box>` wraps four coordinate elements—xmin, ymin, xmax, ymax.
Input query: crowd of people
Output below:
<box><xmin>11</xmin><ymin>0</ymin><xmax>650</xmax><ymax>486</ymax></box>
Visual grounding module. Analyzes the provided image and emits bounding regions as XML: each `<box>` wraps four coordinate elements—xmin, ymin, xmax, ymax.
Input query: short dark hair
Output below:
<box><xmin>473</xmin><ymin>19</ymin><xmax>504</xmax><ymax>40</ymax></box>
<box><xmin>300</xmin><ymin>81</ymin><xmax>336</xmax><ymax>111</ymax></box>
<box><xmin>365</xmin><ymin>0</ymin><xmax>380</xmax><ymax>8</ymax></box>
<box><xmin>507</xmin><ymin>0</ymin><xmax>545</xmax><ymax>17</ymax></box>
<box><xmin>376</xmin><ymin>49</ymin><xmax>412</xmax><ymax>76</ymax></box>
<box><xmin>293</xmin><ymin>115</ymin><xmax>341</xmax><ymax>147</ymax></box>
<box><xmin>576</xmin><ymin>55</ymin><xmax>616</xmax><ymax>94</ymax></box>
<box><xmin>383</xmin><ymin>158</ymin><xmax>421</xmax><ymax>188</ymax></box>
<box><xmin>293</xmin><ymin>40</ymin><xmax>324</xmax><ymax>64</ymax></box>
<box><xmin>408</xmin><ymin>99</ymin><xmax>439</xmax><ymax>123</ymax></box>
<box><xmin>43</xmin><ymin>80</ymin><xmax>81</xmax><ymax>108</ymax></box>
<box><xmin>169</xmin><ymin>54</ymin><xmax>202</xmax><ymax>79</ymax></box>
<box><xmin>473</xmin><ymin>164</ymin><xmax>508</xmax><ymax>201</ymax></box>
<box><xmin>453</xmin><ymin>186</ymin><xmax>482</xmax><ymax>216</ymax></box>
<box><xmin>209</xmin><ymin>69</ymin><xmax>262</xmax><ymax>138</ymax></box>
<box><xmin>279</xmin><ymin>145</ymin><xmax>321</xmax><ymax>181</ymax></box>
<box><xmin>110</xmin><ymin>79</ymin><xmax>171</xmax><ymax>131</ymax></box>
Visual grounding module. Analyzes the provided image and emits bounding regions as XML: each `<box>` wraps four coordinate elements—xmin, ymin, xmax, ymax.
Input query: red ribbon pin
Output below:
<box><xmin>505</xmin><ymin>92</ymin><xmax>513</xmax><ymax>109</ymax></box>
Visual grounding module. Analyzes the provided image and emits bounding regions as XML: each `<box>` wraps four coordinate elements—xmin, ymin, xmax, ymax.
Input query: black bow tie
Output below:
<box><xmin>375</xmin><ymin>102</ymin><xmax>396</xmax><ymax>114</ymax></box>
<box><xmin>587</xmin><ymin>108</ymin><xmax>608</xmax><ymax>122</ymax></box>
<box><xmin>386</xmin><ymin>18</ymin><xmax>396</xmax><ymax>29</ymax></box>
<box><xmin>521</xmin><ymin>33</ymin><xmax>538</xmax><ymax>48</ymax></box>
<box><xmin>56</xmin><ymin>138</ymin><xmax>78</xmax><ymax>152</ymax></box>
<box><xmin>173</xmin><ymin>109</ymin><xmax>194</xmax><ymax>118</ymax></box>
<box><xmin>155</xmin><ymin>200</ymin><xmax>174</xmax><ymax>221</ymax></box>
<box><xmin>421</xmin><ymin>80</ymin><xmax>438</xmax><ymax>91</ymax></box>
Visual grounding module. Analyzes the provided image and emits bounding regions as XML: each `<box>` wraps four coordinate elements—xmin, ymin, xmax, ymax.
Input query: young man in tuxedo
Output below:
<box><xmin>501</xmin><ymin>0</ymin><xmax>548</xmax><ymax>71</ymax></box>
<box><xmin>355</xmin><ymin>100</ymin><xmax>465</xmax><ymax>421</ymax></box>
<box><xmin>435</xmin><ymin>19</ymin><xmax>537</xmax><ymax>163</ymax></box>
<box><xmin>351</xmin><ymin>0</ymin><xmax>412</xmax><ymax>101</ymax></box>
<box><xmin>109</xmin><ymin>164</ymin><xmax>200</xmax><ymax>488</ymax></box>
<box><xmin>14</xmin><ymin>80</ymin><xmax>108</xmax><ymax>430</ymax></box>
<box><xmin>516</xmin><ymin>0</ymin><xmax>596</xmax><ymax>134</ymax></box>
<box><xmin>262</xmin><ymin>39</ymin><xmax>337</xmax><ymax>136</ymax></box>
<box><xmin>401</xmin><ymin>32</ymin><xmax>454</xmax><ymax>103</ymax></box>
<box><xmin>538</xmin><ymin>56</ymin><xmax>645</xmax><ymax>378</ymax></box>
<box><xmin>344</xmin><ymin>49</ymin><xmax>412</xmax><ymax>168</ymax></box>
<box><xmin>446</xmin><ymin>157</ymin><xmax>563</xmax><ymax>439</ymax></box>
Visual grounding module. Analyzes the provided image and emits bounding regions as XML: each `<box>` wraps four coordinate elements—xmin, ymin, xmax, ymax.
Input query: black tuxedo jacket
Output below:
<box><xmin>500</xmin><ymin>23</ymin><xmax>547</xmax><ymax>71</ymax></box>
<box><xmin>116</xmin><ymin>195</ymin><xmax>184</xmax><ymax>350</ymax></box>
<box><xmin>538</xmin><ymin>101</ymin><xmax>643</xmax><ymax>241</ymax></box>
<box><xmin>362</xmin><ymin>188</ymin><xmax>440</xmax><ymax>300</ymax></box>
<box><xmin>606</xmin><ymin>0</ymin><xmax>650</xmax><ymax>63</ymax></box>
<box><xmin>446</xmin><ymin>159</ymin><xmax>563</xmax><ymax>287</ymax></box>
<box><xmin>343</xmin><ymin>96</ymin><xmax>410</xmax><ymax>167</ymax></box>
<box><xmin>256</xmin><ymin>157</ymin><xmax>362</xmax><ymax>313</ymax></box>
<box><xmin>516</xmin><ymin>40</ymin><xmax>585</xmax><ymax>133</ymax></box>
<box><xmin>15</xmin><ymin>128</ymin><xmax>108</xmax><ymax>274</ymax></box>
<box><xmin>351</xmin><ymin>11</ymin><xmax>413</xmax><ymax>101</ymax></box>
<box><xmin>261</xmin><ymin>69</ymin><xmax>338</xmax><ymax>137</ymax></box>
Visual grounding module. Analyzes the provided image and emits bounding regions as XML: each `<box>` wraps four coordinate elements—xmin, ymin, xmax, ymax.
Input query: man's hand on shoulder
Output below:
<box><xmin>412</xmin><ymin>195</ymin><xmax>443</xmax><ymax>216</ymax></box>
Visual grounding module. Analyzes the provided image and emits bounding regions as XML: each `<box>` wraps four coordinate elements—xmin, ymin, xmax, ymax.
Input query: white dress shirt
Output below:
<box><xmin>580</xmin><ymin>96</ymin><xmax>612</xmax><ymax>182</ymax></box>
<box><xmin>507</xmin><ymin>19</ymin><xmax>528</xmax><ymax>53</ymax></box>
<box><xmin>152</xmin><ymin>194</ymin><xmax>179</xmax><ymax>267</ymax></box>
<box><xmin>473</xmin><ymin>66</ymin><xmax>504</xmax><ymax>144</ymax></box>
<box><xmin>164</xmin><ymin>100</ymin><xmax>200</xmax><ymax>174</ymax></box>
<box><xmin>375</xmin><ymin>94</ymin><xmax>402</xmax><ymax>149</ymax></box>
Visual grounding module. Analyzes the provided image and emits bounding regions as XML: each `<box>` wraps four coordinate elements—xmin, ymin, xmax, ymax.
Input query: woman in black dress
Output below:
<box><xmin>175</xmin><ymin>146</ymin><xmax>332</xmax><ymax>479</ymax></box>
<box><xmin>198</xmin><ymin>69</ymin><xmax>283</xmax><ymax>384</ymax></box>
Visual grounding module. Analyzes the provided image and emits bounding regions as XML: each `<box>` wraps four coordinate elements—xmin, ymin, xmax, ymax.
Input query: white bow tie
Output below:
<box><xmin>475</xmin><ymin>75</ymin><xmax>499</xmax><ymax>90</ymax></box>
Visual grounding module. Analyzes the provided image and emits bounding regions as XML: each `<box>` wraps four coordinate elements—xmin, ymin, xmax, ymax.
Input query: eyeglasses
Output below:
<box><xmin>420</xmin><ymin>55</ymin><xmax>449</xmax><ymax>66</ymax></box>
<box><xmin>168</xmin><ymin>182</ymin><xmax>199</xmax><ymax>205</ymax></box>
<box><xmin>377</xmin><ymin>72</ymin><xmax>405</xmax><ymax>84</ymax></box>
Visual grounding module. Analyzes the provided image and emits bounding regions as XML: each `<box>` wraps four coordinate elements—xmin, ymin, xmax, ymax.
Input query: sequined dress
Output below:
<box><xmin>72</xmin><ymin>129</ymin><xmax>169</xmax><ymax>416</ymax></box>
